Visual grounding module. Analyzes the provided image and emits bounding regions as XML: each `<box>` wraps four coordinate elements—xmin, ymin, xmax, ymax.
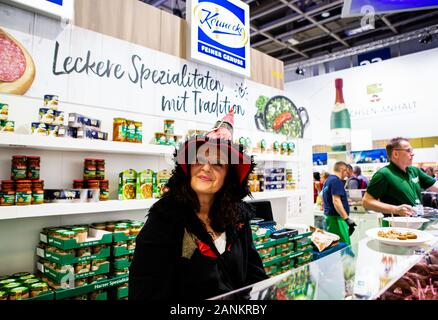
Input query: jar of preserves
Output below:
<box><xmin>163</xmin><ymin>119</ymin><xmax>175</xmax><ymax>134</ymax></box>
<box><xmin>281</xmin><ymin>142</ymin><xmax>288</xmax><ymax>155</ymax></box>
<box><xmin>260</xmin><ymin>139</ymin><xmax>267</xmax><ymax>153</ymax></box>
<box><xmin>22</xmin><ymin>278</ymin><xmax>40</xmax><ymax>286</ymax></box>
<box><xmin>113</xmin><ymin>118</ymin><xmax>127</xmax><ymax>142</ymax></box>
<box><xmin>60</xmin><ymin>230</ymin><xmax>77</xmax><ymax>241</ymax></box>
<box><xmin>83</xmin><ymin>158</ymin><xmax>96</xmax><ymax>180</ymax></box>
<box><xmin>76</xmin><ymin>247</ymin><xmax>92</xmax><ymax>257</ymax></box>
<box><xmin>95</xmin><ymin>159</ymin><xmax>105</xmax><ymax>180</ymax></box>
<box><xmin>273</xmin><ymin>141</ymin><xmax>280</xmax><ymax>154</ymax></box>
<box><xmin>11</xmin><ymin>155</ymin><xmax>27</xmax><ymax>180</ymax></box>
<box><xmin>0</xmin><ymin>279</ymin><xmax>18</xmax><ymax>287</ymax></box>
<box><xmin>127</xmin><ymin>240</ymin><xmax>136</xmax><ymax>251</ymax></box>
<box><xmin>113</xmin><ymin>242</ymin><xmax>127</xmax><ymax>249</ymax></box>
<box><xmin>105</xmin><ymin>221</ymin><xmax>116</xmax><ymax>232</ymax></box>
<box><xmin>114</xmin><ymin>224</ymin><xmax>130</xmax><ymax>236</ymax></box>
<box><xmin>8</xmin><ymin>286</ymin><xmax>29</xmax><ymax>300</ymax></box>
<box><xmin>99</xmin><ymin>179</ymin><xmax>109</xmax><ymax>201</ymax></box>
<box><xmin>17</xmin><ymin>275</ymin><xmax>36</xmax><ymax>282</ymax></box>
<box><xmin>0</xmin><ymin>290</ymin><xmax>7</xmax><ymax>300</ymax></box>
<box><xmin>87</xmin><ymin>180</ymin><xmax>100</xmax><ymax>190</ymax></box>
<box><xmin>134</xmin><ymin>121</ymin><xmax>142</xmax><ymax>143</ymax></box>
<box><xmin>90</xmin><ymin>275</ymin><xmax>107</xmax><ymax>284</ymax></box>
<box><xmin>155</xmin><ymin>132</ymin><xmax>166</xmax><ymax>145</ymax></box>
<box><xmin>114</xmin><ymin>268</ymin><xmax>129</xmax><ymax>276</ymax></box>
<box><xmin>56</xmin><ymin>249</ymin><xmax>75</xmax><ymax>256</ymax></box>
<box><xmin>74</xmin><ymin>262</ymin><xmax>90</xmax><ymax>274</ymax></box>
<box><xmin>1</xmin><ymin>180</ymin><xmax>15</xmax><ymax>206</ymax></box>
<box><xmin>29</xmin><ymin>282</ymin><xmax>49</xmax><ymax>297</ymax></box>
<box><xmin>15</xmin><ymin>180</ymin><xmax>32</xmax><ymax>206</ymax></box>
<box><xmin>12</xmin><ymin>271</ymin><xmax>31</xmax><ymax>278</ymax></box>
<box><xmin>288</xmin><ymin>142</ymin><xmax>295</xmax><ymax>155</ymax></box>
<box><xmin>129</xmin><ymin>222</ymin><xmax>143</xmax><ymax>235</ymax></box>
<box><xmin>26</xmin><ymin>156</ymin><xmax>40</xmax><ymax>180</ymax></box>
<box><xmin>73</xmin><ymin>180</ymin><xmax>84</xmax><ymax>189</ymax></box>
<box><xmin>126</xmin><ymin>120</ymin><xmax>136</xmax><ymax>143</ymax></box>
<box><xmin>91</xmin><ymin>222</ymin><xmax>106</xmax><ymax>230</ymax></box>
<box><xmin>71</xmin><ymin>227</ymin><xmax>88</xmax><ymax>243</ymax></box>
<box><xmin>31</xmin><ymin>180</ymin><xmax>44</xmax><ymax>205</ymax></box>
<box><xmin>91</xmin><ymin>244</ymin><xmax>106</xmax><ymax>255</ymax></box>
<box><xmin>0</xmin><ymin>275</ymin><xmax>11</xmax><ymax>281</ymax></box>
<box><xmin>49</xmin><ymin>228</ymin><xmax>68</xmax><ymax>237</ymax></box>
<box><xmin>75</xmin><ymin>279</ymin><xmax>88</xmax><ymax>288</ymax></box>
<box><xmin>91</xmin><ymin>259</ymin><xmax>108</xmax><ymax>271</ymax></box>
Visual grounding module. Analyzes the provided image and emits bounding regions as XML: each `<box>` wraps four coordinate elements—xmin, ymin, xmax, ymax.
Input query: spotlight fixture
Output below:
<box><xmin>295</xmin><ymin>67</ymin><xmax>305</xmax><ymax>75</ymax></box>
<box><xmin>419</xmin><ymin>33</ymin><xmax>433</xmax><ymax>44</ymax></box>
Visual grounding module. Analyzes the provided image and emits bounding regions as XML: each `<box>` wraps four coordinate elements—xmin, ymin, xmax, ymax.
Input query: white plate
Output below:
<box><xmin>383</xmin><ymin>217</ymin><xmax>429</xmax><ymax>229</ymax></box>
<box><xmin>366</xmin><ymin>227</ymin><xmax>436</xmax><ymax>247</ymax></box>
<box><xmin>431</xmin><ymin>224</ymin><xmax>438</xmax><ymax>230</ymax></box>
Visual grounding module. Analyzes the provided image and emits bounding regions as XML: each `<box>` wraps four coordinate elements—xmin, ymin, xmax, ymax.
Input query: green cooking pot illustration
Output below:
<box><xmin>254</xmin><ymin>95</ymin><xmax>309</xmax><ymax>138</ymax></box>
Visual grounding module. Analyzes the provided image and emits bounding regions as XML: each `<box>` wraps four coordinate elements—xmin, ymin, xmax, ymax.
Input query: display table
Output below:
<box><xmin>211</xmin><ymin>231</ymin><xmax>438</xmax><ymax>300</ymax></box>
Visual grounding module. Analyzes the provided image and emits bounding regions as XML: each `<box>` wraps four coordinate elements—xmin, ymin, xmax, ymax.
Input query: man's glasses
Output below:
<box><xmin>394</xmin><ymin>148</ymin><xmax>414</xmax><ymax>154</ymax></box>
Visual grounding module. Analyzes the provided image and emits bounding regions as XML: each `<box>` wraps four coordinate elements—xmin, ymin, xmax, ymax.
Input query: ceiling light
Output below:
<box><xmin>321</xmin><ymin>12</ymin><xmax>330</xmax><ymax>18</ymax></box>
<box><xmin>288</xmin><ymin>38</ymin><xmax>300</xmax><ymax>45</ymax></box>
<box><xmin>295</xmin><ymin>67</ymin><xmax>305</xmax><ymax>75</ymax></box>
<box><xmin>345</xmin><ymin>24</ymin><xmax>374</xmax><ymax>36</ymax></box>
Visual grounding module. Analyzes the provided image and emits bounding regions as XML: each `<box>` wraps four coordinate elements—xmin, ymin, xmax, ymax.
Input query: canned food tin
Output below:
<box><xmin>44</xmin><ymin>94</ymin><xmax>59</xmax><ymax>109</ymax></box>
<box><xmin>0</xmin><ymin>103</ymin><xmax>8</xmax><ymax>121</ymax></box>
<box><xmin>0</xmin><ymin>120</ymin><xmax>14</xmax><ymax>132</ymax></box>
<box><xmin>126</xmin><ymin>120</ymin><xmax>136</xmax><ymax>143</ymax></box>
<box><xmin>134</xmin><ymin>122</ymin><xmax>142</xmax><ymax>143</ymax></box>
<box><xmin>113</xmin><ymin>118</ymin><xmax>127</xmax><ymax>142</ymax></box>
<box><xmin>31</xmin><ymin>122</ymin><xmax>47</xmax><ymax>136</ymax></box>
<box><xmin>39</xmin><ymin>108</ymin><xmax>55</xmax><ymax>124</ymax></box>
<box><xmin>53</xmin><ymin>111</ymin><xmax>64</xmax><ymax>125</ymax></box>
<box><xmin>163</xmin><ymin>119</ymin><xmax>174</xmax><ymax>135</ymax></box>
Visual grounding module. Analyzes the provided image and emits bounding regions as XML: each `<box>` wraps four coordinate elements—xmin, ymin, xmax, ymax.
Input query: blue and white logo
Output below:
<box><xmin>188</xmin><ymin>0</ymin><xmax>250</xmax><ymax>77</ymax></box>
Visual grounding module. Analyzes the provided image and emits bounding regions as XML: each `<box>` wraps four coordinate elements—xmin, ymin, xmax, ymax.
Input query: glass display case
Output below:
<box><xmin>210</xmin><ymin>225</ymin><xmax>438</xmax><ymax>300</ymax></box>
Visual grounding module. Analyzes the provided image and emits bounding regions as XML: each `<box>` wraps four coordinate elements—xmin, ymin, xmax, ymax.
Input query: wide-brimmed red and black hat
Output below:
<box><xmin>176</xmin><ymin>108</ymin><xmax>253</xmax><ymax>184</ymax></box>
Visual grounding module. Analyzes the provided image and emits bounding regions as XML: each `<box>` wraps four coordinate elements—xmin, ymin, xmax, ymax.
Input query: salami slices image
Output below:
<box><xmin>0</xmin><ymin>28</ymin><xmax>35</xmax><ymax>94</ymax></box>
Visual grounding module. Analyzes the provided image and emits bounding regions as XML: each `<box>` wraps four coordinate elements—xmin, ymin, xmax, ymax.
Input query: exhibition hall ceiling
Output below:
<box><xmin>143</xmin><ymin>0</ymin><xmax>438</xmax><ymax>69</ymax></box>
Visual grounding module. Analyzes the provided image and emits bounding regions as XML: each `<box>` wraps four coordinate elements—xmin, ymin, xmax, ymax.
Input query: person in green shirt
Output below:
<box><xmin>363</xmin><ymin>137</ymin><xmax>438</xmax><ymax>223</ymax></box>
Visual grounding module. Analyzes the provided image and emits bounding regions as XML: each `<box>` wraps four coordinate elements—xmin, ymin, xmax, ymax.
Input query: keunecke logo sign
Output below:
<box><xmin>187</xmin><ymin>0</ymin><xmax>250</xmax><ymax>77</ymax></box>
<box><xmin>3</xmin><ymin>0</ymin><xmax>74</xmax><ymax>20</ymax></box>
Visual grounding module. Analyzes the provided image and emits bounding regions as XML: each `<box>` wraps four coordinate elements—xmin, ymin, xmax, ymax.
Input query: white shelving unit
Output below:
<box><xmin>0</xmin><ymin>190</ymin><xmax>307</xmax><ymax>220</ymax></box>
<box><xmin>0</xmin><ymin>133</ymin><xmax>175</xmax><ymax>156</ymax></box>
<box><xmin>0</xmin><ymin>199</ymin><xmax>157</xmax><ymax>220</ymax></box>
<box><xmin>0</xmin><ymin>133</ymin><xmax>306</xmax><ymax>162</ymax></box>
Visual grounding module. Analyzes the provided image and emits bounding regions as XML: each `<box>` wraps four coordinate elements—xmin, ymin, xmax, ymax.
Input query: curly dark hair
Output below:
<box><xmin>163</xmin><ymin>149</ymin><xmax>255</xmax><ymax>232</ymax></box>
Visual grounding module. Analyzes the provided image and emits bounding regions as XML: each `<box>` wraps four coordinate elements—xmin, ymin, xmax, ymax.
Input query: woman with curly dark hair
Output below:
<box><xmin>129</xmin><ymin>109</ymin><xmax>268</xmax><ymax>300</ymax></box>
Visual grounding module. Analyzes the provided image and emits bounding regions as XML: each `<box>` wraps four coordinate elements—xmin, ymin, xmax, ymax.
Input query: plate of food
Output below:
<box><xmin>366</xmin><ymin>227</ymin><xmax>436</xmax><ymax>246</ymax></box>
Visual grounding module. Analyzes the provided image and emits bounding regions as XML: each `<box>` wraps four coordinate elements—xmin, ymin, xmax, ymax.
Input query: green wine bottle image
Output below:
<box><xmin>330</xmin><ymin>78</ymin><xmax>351</xmax><ymax>152</ymax></box>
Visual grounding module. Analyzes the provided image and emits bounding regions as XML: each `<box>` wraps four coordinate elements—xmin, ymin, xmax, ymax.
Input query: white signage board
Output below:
<box><xmin>2</xmin><ymin>0</ymin><xmax>74</xmax><ymax>20</ymax></box>
<box><xmin>187</xmin><ymin>0</ymin><xmax>251</xmax><ymax>77</ymax></box>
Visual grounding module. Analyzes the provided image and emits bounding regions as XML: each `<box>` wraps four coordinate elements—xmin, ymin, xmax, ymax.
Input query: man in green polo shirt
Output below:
<box><xmin>363</xmin><ymin>137</ymin><xmax>438</xmax><ymax>224</ymax></box>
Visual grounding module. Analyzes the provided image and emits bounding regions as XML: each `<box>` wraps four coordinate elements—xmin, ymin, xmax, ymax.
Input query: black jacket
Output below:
<box><xmin>128</xmin><ymin>196</ymin><xmax>268</xmax><ymax>300</ymax></box>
